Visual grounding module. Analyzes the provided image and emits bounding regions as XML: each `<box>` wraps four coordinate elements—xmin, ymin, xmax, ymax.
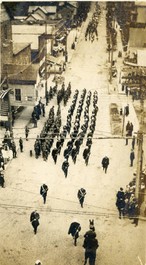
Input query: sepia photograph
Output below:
<box><xmin>0</xmin><ymin>1</ymin><xmax>146</xmax><ymax>265</ymax></box>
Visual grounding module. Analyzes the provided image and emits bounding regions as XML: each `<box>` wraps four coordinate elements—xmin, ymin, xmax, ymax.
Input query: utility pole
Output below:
<box><xmin>135</xmin><ymin>73</ymin><xmax>145</xmax><ymax>202</ymax></box>
<box><xmin>44</xmin><ymin>21</ymin><xmax>48</xmax><ymax>101</ymax></box>
<box><xmin>65</xmin><ymin>32</ymin><xmax>68</xmax><ymax>63</ymax></box>
<box><xmin>109</xmin><ymin>36</ymin><xmax>113</xmax><ymax>83</ymax></box>
<box><xmin>6</xmin><ymin>65</ymin><xmax>12</xmax><ymax>134</ymax></box>
<box><xmin>121</xmin><ymin>107</ymin><xmax>126</xmax><ymax>137</ymax></box>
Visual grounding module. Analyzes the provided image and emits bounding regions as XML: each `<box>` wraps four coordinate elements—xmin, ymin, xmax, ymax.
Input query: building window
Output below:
<box><xmin>15</xmin><ymin>89</ymin><xmax>21</xmax><ymax>101</ymax></box>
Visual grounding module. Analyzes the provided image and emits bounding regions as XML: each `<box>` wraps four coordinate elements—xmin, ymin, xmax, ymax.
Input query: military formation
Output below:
<box><xmin>33</xmin><ymin>84</ymin><xmax>99</xmax><ymax>179</ymax></box>
<box><xmin>85</xmin><ymin>4</ymin><xmax>101</xmax><ymax>42</ymax></box>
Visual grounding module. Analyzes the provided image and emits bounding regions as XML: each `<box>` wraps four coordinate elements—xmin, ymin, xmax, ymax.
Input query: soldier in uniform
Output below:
<box><xmin>68</xmin><ymin>221</ymin><xmax>81</xmax><ymax>246</ymax></box>
<box><xmin>40</xmin><ymin>184</ymin><xmax>48</xmax><ymax>204</ymax></box>
<box><xmin>30</xmin><ymin>210</ymin><xmax>40</xmax><ymax>234</ymax></box>
<box><xmin>83</xmin><ymin>147</ymin><xmax>90</xmax><ymax>166</ymax></box>
<box><xmin>52</xmin><ymin>148</ymin><xmax>58</xmax><ymax>164</ymax></box>
<box><xmin>62</xmin><ymin>160</ymin><xmax>69</xmax><ymax>178</ymax></box>
<box><xmin>77</xmin><ymin>188</ymin><xmax>86</xmax><ymax>208</ymax></box>
<box><xmin>101</xmin><ymin>156</ymin><xmax>109</xmax><ymax>173</ymax></box>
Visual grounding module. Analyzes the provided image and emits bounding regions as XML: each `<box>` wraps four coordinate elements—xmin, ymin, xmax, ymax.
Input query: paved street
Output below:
<box><xmin>0</xmin><ymin>2</ymin><xmax>145</xmax><ymax>265</ymax></box>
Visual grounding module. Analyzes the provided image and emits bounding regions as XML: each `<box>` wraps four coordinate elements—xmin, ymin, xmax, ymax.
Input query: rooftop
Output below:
<box><xmin>5</xmin><ymin>64</ymin><xmax>39</xmax><ymax>84</ymax></box>
<box><xmin>13</xmin><ymin>43</ymin><xmax>31</xmax><ymax>55</ymax></box>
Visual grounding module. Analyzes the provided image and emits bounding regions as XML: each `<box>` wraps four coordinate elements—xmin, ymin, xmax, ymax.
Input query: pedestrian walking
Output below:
<box><xmin>77</xmin><ymin>188</ymin><xmax>86</xmax><ymax>208</ymax></box>
<box><xmin>62</xmin><ymin>160</ymin><xmax>69</xmax><ymax>177</ymax></box>
<box><xmin>25</xmin><ymin>126</ymin><xmax>29</xmax><ymax>141</ymax></box>
<box><xmin>40</xmin><ymin>184</ymin><xmax>48</xmax><ymax>204</ymax></box>
<box><xmin>101</xmin><ymin>156</ymin><xmax>109</xmax><ymax>173</ymax></box>
<box><xmin>132</xmin><ymin>135</ymin><xmax>136</xmax><ymax>149</ymax></box>
<box><xmin>30</xmin><ymin>210</ymin><xmax>40</xmax><ymax>234</ymax></box>
<box><xmin>130</xmin><ymin>149</ymin><xmax>135</xmax><ymax>167</ymax></box>
<box><xmin>19</xmin><ymin>137</ymin><xmax>23</xmax><ymax>152</ymax></box>
<box><xmin>68</xmin><ymin>221</ymin><xmax>81</xmax><ymax>246</ymax></box>
<box><xmin>83</xmin><ymin>234</ymin><xmax>99</xmax><ymax>265</ymax></box>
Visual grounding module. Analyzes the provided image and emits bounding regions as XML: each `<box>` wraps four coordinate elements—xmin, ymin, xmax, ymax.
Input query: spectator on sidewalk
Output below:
<box><xmin>42</xmin><ymin>103</ymin><xmax>45</xmax><ymax>117</ymax></box>
<box><xmin>25</xmin><ymin>126</ymin><xmax>29</xmax><ymax>141</ymax></box>
<box><xmin>132</xmin><ymin>135</ymin><xmax>136</xmax><ymax>150</ymax></box>
<box><xmin>130</xmin><ymin>149</ymin><xmax>135</xmax><ymax>167</ymax></box>
<box><xmin>19</xmin><ymin>137</ymin><xmax>23</xmax><ymax>152</ymax></box>
<box><xmin>131</xmin><ymin>202</ymin><xmax>140</xmax><ymax>227</ymax></box>
<box><xmin>0</xmin><ymin>170</ymin><xmax>5</xmax><ymax>188</ymax></box>
<box><xmin>125</xmin><ymin>104</ymin><xmax>129</xmax><ymax>116</ymax></box>
<box><xmin>11</xmin><ymin>141</ymin><xmax>17</xmax><ymax>158</ymax></box>
<box><xmin>116</xmin><ymin>188</ymin><xmax>125</xmax><ymax>219</ymax></box>
<box><xmin>0</xmin><ymin>154</ymin><xmax>5</xmax><ymax>170</ymax></box>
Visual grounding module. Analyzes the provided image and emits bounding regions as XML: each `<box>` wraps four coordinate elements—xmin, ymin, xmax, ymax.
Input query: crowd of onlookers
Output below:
<box><xmin>116</xmin><ymin>179</ymin><xmax>139</xmax><ymax>226</ymax></box>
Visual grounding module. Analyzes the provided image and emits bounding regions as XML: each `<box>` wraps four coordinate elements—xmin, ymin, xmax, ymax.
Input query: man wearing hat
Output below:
<box><xmin>68</xmin><ymin>221</ymin><xmax>81</xmax><ymax>246</ymax></box>
<box><xmin>130</xmin><ymin>149</ymin><xmax>135</xmax><ymax>167</ymax></box>
<box><xmin>116</xmin><ymin>188</ymin><xmax>125</xmax><ymax>219</ymax></box>
<box><xmin>40</xmin><ymin>184</ymin><xmax>48</xmax><ymax>204</ymax></box>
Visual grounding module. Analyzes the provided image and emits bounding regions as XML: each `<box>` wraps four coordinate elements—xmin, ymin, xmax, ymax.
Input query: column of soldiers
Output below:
<box><xmin>57</xmin><ymin>82</ymin><xmax>72</xmax><ymax>106</ymax></box>
<box><xmin>83</xmin><ymin>91</ymin><xmax>98</xmax><ymax>165</ymax></box>
<box><xmin>85</xmin><ymin>5</ymin><xmax>101</xmax><ymax>42</ymax></box>
<box><xmin>33</xmin><ymin>87</ymin><xmax>99</xmax><ymax>178</ymax></box>
<box><xmin>46</xmin><ymin>84</ymin><xmax>58</xmax><ymax>106</ymax></box>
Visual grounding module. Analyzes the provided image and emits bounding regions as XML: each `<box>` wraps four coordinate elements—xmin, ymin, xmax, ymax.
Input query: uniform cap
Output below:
<box><xmin>35</xmin><ymin>260</ymin><xmax>42</xmax><ymax>265</ymax></box>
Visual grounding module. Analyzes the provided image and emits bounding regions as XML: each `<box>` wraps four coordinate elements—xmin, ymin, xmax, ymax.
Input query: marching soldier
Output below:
<box><xmin>77</xmin><ymin>188</ymin><xmax>86</xmax><ymax>208</ymax></box>
<box><xmin>83</xmin><ymin>147</ymin><xmax>90</xmax><ymax>166</ymax></box>
<box><xmin>30</xmin><ymin>210</ymin><xmax>40</xmax><ymax>234</ymax></box>
<box><xmin>40</xmin><ymin>184</ymin><xmax>48</xmax><ymax>204</ymax></box>
<box><xmin>52</xmin><ymin>148</ymin><xmax>58</xmax><ymax>164</ymax></box>
<box><xmin>101</xmin><ymin>156</ymin><xmax>109</xmax><ymax>173</ymax></box>
<box><xmin>62</xmin><ymin>160</ymin><xmax>69</xmax><ymax>178</ymax></box>
<box><xmin>68</xmin><ymin>221</ymin><xmax>81</xmax><ymax>246</ymax></box>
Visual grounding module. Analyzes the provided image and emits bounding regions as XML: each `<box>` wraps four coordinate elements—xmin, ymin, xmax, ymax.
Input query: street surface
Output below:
<box><xmin>0</xmin><ymin>2</ymin><xmax>145</xmax><ymax>265</ymax></box>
